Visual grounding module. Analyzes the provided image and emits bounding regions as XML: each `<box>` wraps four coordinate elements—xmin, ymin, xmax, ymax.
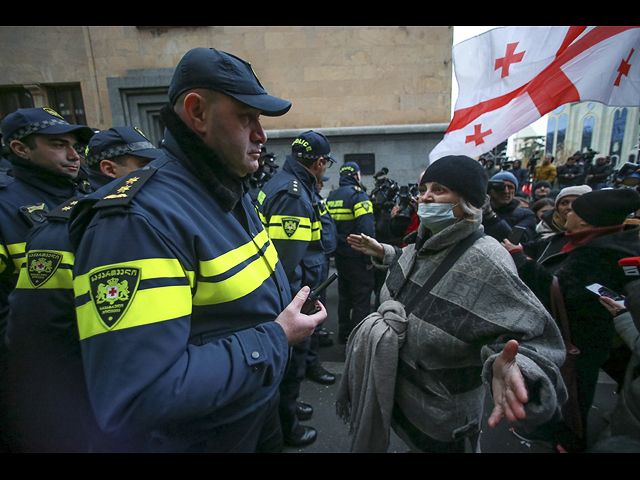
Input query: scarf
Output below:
<box><xmin>336</xmin><ymin>300</ymin><xmax>408</xmax><ymax>453</ymax></box>
<box><xmin>159</xmin><ymin>104</ymin><xmax>248</xmax><ymax>213</ymax></box>
<box><xmin>560</xmin><ymin>224</ymin><xmax>626</xmax><ymax>254</ymax></box>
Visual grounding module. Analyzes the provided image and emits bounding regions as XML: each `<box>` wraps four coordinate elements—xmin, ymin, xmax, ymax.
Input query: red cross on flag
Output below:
<box><xmin>429</xmin><ymin>26</ymin><xmax>640</xmax><ymax>163</ymax></box>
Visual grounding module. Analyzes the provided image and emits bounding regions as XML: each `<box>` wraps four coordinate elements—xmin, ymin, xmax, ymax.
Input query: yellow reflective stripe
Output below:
<box><xmin>76</xmin><ymin>285</ymin><xmax>193</xmax><ymax>340</ymax></box>
<box><xmin>0</xmin><ymin>244</ymin><xmax>8</xmax><ymax>275</ymax></box>
<box><xmin>266</xmin><ymin>215</ymin><xmax>322</xmax><ymax>241</ymax></box>
<box><xmin>193</xmin><ymin>238</ymin><xmax>280</xmax><ymax>306</ymax></box>
<box><xmin>74</xmin><ymin>258</ymin><xmax>194</xmax><ymax>298</ymax></box>
<box><xmin>7</xmin><ymin>242</ymin><xmax>26</xmax><ymax>271</ymax></box>
<box><xmin>353</xmin><ymin>200</ymin><xmax>373</xmax><ymax>218</ymax></box>
<box><xmin>328</xmin><ymin>207</ymin><xmax>354</xmax><ymax>221</ymax></box>
<box><xmin>199</xmin><ymin>229</ymin><xmax>272</xmax><ymax>277</ymax></box>
<box><xmin>15</xmin><ymin>249</ymin><xmax>75</xmax><ymax>290</ymax></box>
<box><xmin>15</xmin><ymin>265</ymin><xmax>73</xmax><ymax>289</ymax></box>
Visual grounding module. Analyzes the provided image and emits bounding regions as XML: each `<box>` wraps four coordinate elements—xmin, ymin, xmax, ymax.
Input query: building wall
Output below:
<box><xmin>0</xmin><ymin>26</ymin><xmax>452</xmax><ymax>129</ymax></box>
<box><xmin>0</xmin><ymin>26</ymin><xmax>453</xmax><ymax>185</ymax></box>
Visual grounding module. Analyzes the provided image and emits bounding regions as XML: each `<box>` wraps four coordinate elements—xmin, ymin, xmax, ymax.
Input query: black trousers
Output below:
<box><xmin>334</xmin><ymin>254</ymin><xmax>374</xmax><ymax>338</ymax></box>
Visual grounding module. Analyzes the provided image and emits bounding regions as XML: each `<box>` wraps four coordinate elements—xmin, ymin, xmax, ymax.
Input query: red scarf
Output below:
<box><xmin>560</xmin><ymin>224</ymin><xmax>625</xmax><ymax>254</ymax></box>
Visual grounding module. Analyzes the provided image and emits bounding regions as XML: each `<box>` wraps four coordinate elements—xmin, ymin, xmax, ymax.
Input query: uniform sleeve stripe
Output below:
<box><xmin>76</xmin><ymin>285</ymin><xmax>193</xmax><ymax>340</ymax></box>
<box><xmin>199</xmin><ymin>229</ymin><xmax>272</xmax><ymax>277</ymax></box>
<box><xmin>193</xmin><ymin>239</ymin><xmax>280</xmax><ymax>306</ymax></box>
<box><xmin>74</xmin><ymin>257</ymin><xmax>193</xmax><ymax>298</ymax></box>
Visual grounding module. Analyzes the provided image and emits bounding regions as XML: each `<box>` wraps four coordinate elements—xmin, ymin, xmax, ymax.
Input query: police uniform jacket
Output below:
<box><xmin>257</xmin><ymin>155</ymin><xmax>325</xmax><ymax>295</ymax></box>
<box><xmin>68</xmin><ymin>108</ymin><xmax>291</xmax><ymax>446</ymax></box>
<box><xmin>316</xmin><ymin>190</ymin><xmax>337</xmax><ymax>258</ymax></box>
<box><xmin>0</xmin><ymin>157</ymin><xmax>94</xmax><ymax>338</ymax></box>
<box><xmin>327</xmin><ymin>174</ymin><xmax>375</xmax><ymax>258</ymax></box>
<box><xmin>6</xmin><ymin>197</ymin><xmax>103</xmax><ymax>452</ymax></box>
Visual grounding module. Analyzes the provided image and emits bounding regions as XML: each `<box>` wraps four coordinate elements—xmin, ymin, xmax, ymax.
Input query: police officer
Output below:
<box><xmin>327</xmin><ymin>161</ymin><xmax>376</xmax><ymax>343</ymax></box>
<box><xmin>0</xmin><ymin>107</ymin><xmax>96</xmax><ymax>452</ymax></box>
<box><xmin>257</xmin><ymin>130</ymin><xmax>336</xmax><ymax>447</ymax></box>
<box><xmin>5</xmin><ymin>126</ymin><xmax>162</xmax><ymax>452</ymax></box>
<box><xmin>68</xmin><ymin>47</ymin><xmax>326</xmax><ymax>453</ymax></box>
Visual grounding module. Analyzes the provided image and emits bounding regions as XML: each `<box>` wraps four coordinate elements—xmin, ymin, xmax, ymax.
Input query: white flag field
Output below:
<box><xmin>429</xmin><ymin>26</ymin><xmax>640</xmax><ymax>163</ymax></box>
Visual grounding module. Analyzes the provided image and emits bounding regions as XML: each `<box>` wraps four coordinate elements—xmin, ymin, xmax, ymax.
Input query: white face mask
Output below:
<box><xmin>417</xmin><ymin>202</ymin><xmax>459</xmax><ymax>234</ymax></box>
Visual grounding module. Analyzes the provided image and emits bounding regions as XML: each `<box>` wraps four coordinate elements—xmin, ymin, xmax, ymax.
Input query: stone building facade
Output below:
<box><xmin>0</xmin><ymin>26</ymin><xmax>453</xmax><ymax>190</ymax></box>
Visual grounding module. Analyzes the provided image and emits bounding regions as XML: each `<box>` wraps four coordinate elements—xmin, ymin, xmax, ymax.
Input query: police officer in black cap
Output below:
<box><xmin>258</xmin><ymin>130</ymin><xmax>337</xmax><ymax>447</ymax></box>
<box><xmin>68</xmin><ymin>47</ymin><xmax>325</xmax><ymax>453</ymax></box>
<box><xmin>83</xmin><ymin>126</ymin><xmax>164</xmax><ymax>180</ymax></box>
<box><xmin>4</xmin><ymin>126</ymin><xmax>161</xmax><ymax>452</ymax></box>
<box><xmin>327</xmin><ymin>162</ymin><xmax>376</xmax><ymax>343</ymax></box>
<box><xmin>0</xmin><ymin>107</ymin><xmax>97</xmax><ymax>451</ymax></box>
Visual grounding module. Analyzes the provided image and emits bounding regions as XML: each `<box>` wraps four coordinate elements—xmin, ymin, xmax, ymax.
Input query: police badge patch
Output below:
<box><xmin>282</xmin><ymin>217</ymin><xmax>300</xmax><ymax>238</ymax></box>
<box><xmin>88</xmin><ymin>266</ymin><xmax>141</xmax><ymax>330</ymax></box>
<box><xmin>27</xmin><ymin>251</ymin><xmax>63</xmax><ymax>288</ymax></box>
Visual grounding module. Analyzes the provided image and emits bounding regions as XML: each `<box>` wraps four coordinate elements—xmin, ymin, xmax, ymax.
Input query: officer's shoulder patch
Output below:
<box><xmin>88</xmin><ymin>265</ymin><xmax>141</xmax><ymax>331</ymax></box>
<box><xmin>353</xmin><ymin>186</ymin><xmax>362</xmax><ymax>191</ymax></box>
<box><xmin>282</xmin><ymin>217</ymin><xmax>300</xmax><ymax>237</ymax></box>
<box><xmin>45</xmin><ymin>196</ymin><xmax>83</xmax><ymax>222</ymax></box>
<box><xmin>26</xmin><ymin>250</ymin><xmax>64</xmax><ymax>288</ymax></box>
<box><xmin>93</xmin><ymin>168</ymin><xmax>156</xmax><ymax>209</ymax></box>
<box><xmin>287</xmin><ymin>179</ymin><xmax>301</xmax><ymax>198</ymax></box>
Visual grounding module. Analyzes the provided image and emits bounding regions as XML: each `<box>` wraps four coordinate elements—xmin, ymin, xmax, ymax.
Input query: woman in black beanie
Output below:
<box><xmin>503</xmin><ymin>187</ymin><xmax>640</xmax><ymax>451</ymax></box>
<box><xmin>341</xmin><ymin>156</ymin><xmax>567</xmax><ymax>453</ymax></box>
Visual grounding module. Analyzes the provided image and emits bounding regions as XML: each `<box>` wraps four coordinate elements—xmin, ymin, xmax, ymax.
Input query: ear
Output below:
<box><xmin>10</xmin><ymin>139</ymin><xmax>30</xmax><ymax>159</ymax></box>
<box><xmin>100</xmin><ymin>159</ymin><xmax>118</xmax><ymax>178</ymax></box>
<box><xmin>182</xmin><ymin>92</ymin><xmax>209</xmax><ymax>137</ymax></box>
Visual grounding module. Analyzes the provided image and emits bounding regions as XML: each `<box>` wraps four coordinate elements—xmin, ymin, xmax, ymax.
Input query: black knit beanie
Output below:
<box><xmin>421</xmin><ymin>155</ymin><xmax>488</xmax><ymax>208</ymax></box>
<box><xmin>571</xmin><ymin>188</ymin><xmax>640</xmax><ymax>227</ymax></box>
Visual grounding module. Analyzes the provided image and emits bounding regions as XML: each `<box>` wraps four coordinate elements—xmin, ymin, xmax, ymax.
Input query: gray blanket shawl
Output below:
<box><xmin>336</xmin><ymin>300</ymin><xmax>408</xmax><ymax>453</ymax></box>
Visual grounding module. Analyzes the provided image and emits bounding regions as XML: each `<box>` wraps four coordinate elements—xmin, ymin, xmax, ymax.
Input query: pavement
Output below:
<box><xmin>282</xmin><ymin>263</ymin><xmax>623</xmax><ymax>453</ymax></box>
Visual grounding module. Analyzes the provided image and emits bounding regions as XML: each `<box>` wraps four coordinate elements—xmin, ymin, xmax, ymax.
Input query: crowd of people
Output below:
<box><xmin>0</xmin><ymin>46</ymin><xmax>639</xmax><ymax>454</ymax></box>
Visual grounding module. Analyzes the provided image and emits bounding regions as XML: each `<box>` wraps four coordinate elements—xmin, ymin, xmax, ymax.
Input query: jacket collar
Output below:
<box><xmin>283</xmin><ymin>155</ymin><xmax>318</xmax><ymax>193</ymax></box>
<box><xmin>159</xmin><ymin>104</ymin><xmax>248</xmax><ymax>213</ymax></box>
<box><xmin>7</xmin><ymin>154</ymin><xmax>93</xmax><ymax>196</ymax></box>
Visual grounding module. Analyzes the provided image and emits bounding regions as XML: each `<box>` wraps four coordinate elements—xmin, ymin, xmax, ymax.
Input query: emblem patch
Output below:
<box><xmin>282</xmin><ymin>217</ymin><xmax>300</xmax><ymax>238</ymax></box>
<box><xmin>89</xmin><ymin>266</ymin><xmax>141</xmax><ymax>330</ymax></box>
<box><xmin>27</xmin><ymin>251</ymin><xmax>63</xmax><ymax>288</ymax></box>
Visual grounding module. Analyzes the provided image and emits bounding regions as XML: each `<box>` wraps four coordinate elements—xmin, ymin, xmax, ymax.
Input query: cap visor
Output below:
<box><xmin>39</xmin><ymin>124</ymin><xmax>95</xmax><ymax>143</ymax></box>
<box><xmin>230</xmin><ymin>93</ymin><xmax>291</xmax><ymax>117</ymax></box>
<box><xmin>131</xmin><ymin>148</ymin><xmax>164</xmax><ymax>160</ymax></box>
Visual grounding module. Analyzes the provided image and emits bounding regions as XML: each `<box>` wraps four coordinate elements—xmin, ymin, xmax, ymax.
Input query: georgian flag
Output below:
<box><xmin>429</xmin><ymin>26</ymin><xmax>640</xmax><ymax>163</ymax></box>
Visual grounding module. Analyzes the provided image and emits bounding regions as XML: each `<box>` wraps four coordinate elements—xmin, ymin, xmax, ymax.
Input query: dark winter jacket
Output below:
<box><xmin>512</xmin><ymin>225</ymin><xmax>640</xmax><ymax>361</ymax></box>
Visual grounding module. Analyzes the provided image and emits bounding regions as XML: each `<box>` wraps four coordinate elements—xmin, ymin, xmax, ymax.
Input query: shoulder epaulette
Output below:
<box><xmin>44</xmin><ymin>196</ymin><xmax>83</xmax><ymax>222</ymax></box>
<box><xmin>93</xmin><ymin>167</ymin><xmax>157</xmax><ymax>209</ymax></box>
<box><xmin>353</xmin><ymin>186</ymin><xmax>362</xmax><ymax>191</ymax></box>
<box><xmin>287</xmin><ymin>178</ymin><xmax>302</xmax><ymax>198</ymax></box>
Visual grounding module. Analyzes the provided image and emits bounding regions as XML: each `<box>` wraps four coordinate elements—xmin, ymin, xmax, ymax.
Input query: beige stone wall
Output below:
<box><xmin>0</xmin><ymin>26</ymin><xmax>452</xmax><ymax>131</ymax></box>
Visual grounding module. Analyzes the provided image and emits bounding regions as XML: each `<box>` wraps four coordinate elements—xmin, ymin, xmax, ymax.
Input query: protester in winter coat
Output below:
<box><xmin>503</xmin><ymin>188</ymin><xmax>640</xmax><ymax>452</ymax></box>
<box><xmin>556</xmin><ymin>156</ymin><xmax>583</xmax><ymax>189</ymax></box>
<box><xmin>534</xmin><ymin>185</ymin><xmax>592</xmax><ymax>239</ymax></box>
<box><xmin>483</xmin><ymin>171</ymin><xmax>537</xmax><ymax>244</ymax></box>
<box><xmin>594</xmin><ymin>279</ymin><xmax>640</xmax><ymax>447</ymax></box>
<box><xmin>509</xmin><ymin>159</ymin><xmax>529</xmax><ymax>193</ymax></box>
<box><xmin>587</xmin><ymin>156</ymin><xmax>614</xmax><ymax>190</ymax></box>
<box><xmin>340</xmin><ymin>155</ymin><xmax>567</xmax><ymax>453</ymax></box>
